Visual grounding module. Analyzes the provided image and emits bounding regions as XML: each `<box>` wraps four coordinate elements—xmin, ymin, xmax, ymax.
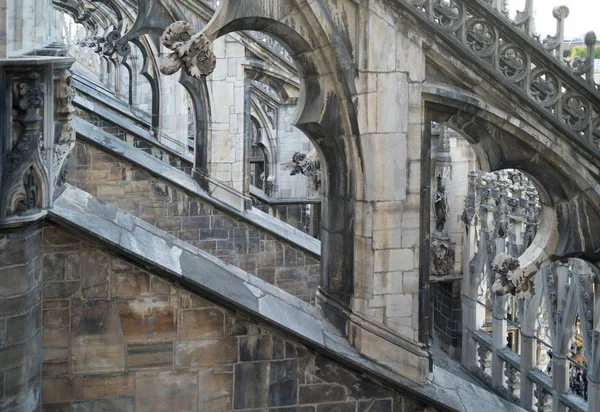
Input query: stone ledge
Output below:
<box><xmin>72</xmin><ymin>116</ymin><xmax>321</xmax><ymax>257</ymax></box>
<box><xmin>47</xmin><ymin>185</ymin><xmax>527</xmax><ymax>412</ymax></box>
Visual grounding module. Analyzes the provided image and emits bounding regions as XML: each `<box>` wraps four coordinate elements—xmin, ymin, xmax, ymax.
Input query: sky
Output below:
<box><xmin>508</xmin><ymin>0</ymin><xmax>600</xmax><ymax>39</ymax></box>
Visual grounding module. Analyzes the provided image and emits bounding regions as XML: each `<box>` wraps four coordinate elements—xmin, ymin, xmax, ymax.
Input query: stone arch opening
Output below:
<box><xmin>423</xmin><ymin>85</ymin><xmax>600</xmax><ymax>392</ymax></box>
<box><xmin>195</xmin><ymin>4</ymin><xmax>361</xmax><ymax>307</ymax></box>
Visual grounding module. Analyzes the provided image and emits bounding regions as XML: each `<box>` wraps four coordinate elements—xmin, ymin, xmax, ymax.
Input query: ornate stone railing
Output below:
<box><xmin>406</xmin><ymin>0</ymin><xmax>600</xmax><ymax>152</ymax></box>
<box><xmin>461</xmin><ymin>169</ymin><xmax>600</xmax><ymax>410</ymax></box>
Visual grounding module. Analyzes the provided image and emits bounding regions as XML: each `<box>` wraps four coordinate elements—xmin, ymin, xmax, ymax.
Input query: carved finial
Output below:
<box><xmin>584</xmin><ymin>31</ymin><xmax>597</xmax><ymax>46</ymax></box>
<box><xmin>552</xmin><ymin>5</ymin><xmax>569</xmax><ymax>20</ymax></box>
<box><xmin>160</xmin><ymin>21</ymin><xmax>216</xmax><ymax>79</ymax></box>
<box><xmin>539</xmin><ymin>6</ymin><xmax>569</xmax><ymax>58</ymax></box>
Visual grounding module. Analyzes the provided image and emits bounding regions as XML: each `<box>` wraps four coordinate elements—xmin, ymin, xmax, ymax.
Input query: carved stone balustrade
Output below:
<box><xmin>478</xmin><ymin>343</ymin><xmax>492</xmax><ymax>375</ymax></box>
<box><xmin>0</xmin><ymin>55</ymin><xmax>76</xmax><ymax>227</ymax></box>
<box><xmin>405</xmin><ymin>0</ymin><xmax>600</xmax><ymax>152</ymax></box>
<box><xmin>535</xmin><ymin>386</ymin><xmax>553</xmax><ymax>412</ymax></box>
<box><xmin>504</xmin><ymin>363</ymin><xmax>521</xmax><ymax>397</ymax></box>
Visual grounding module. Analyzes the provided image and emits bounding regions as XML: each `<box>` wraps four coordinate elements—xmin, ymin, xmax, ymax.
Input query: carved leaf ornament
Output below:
<box><xmin>160</xmin><ymin>22</ymin><xmax>216</xmax><ymax>78</ymax></box>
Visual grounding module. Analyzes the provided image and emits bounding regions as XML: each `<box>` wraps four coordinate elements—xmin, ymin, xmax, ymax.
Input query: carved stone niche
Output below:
<box><xmin>0</xmin><ymin>57</ymin><xmax>75</xmax><ymax>227</ymax></box>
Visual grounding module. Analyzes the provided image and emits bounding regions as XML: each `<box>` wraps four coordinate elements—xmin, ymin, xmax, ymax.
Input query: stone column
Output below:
<box><xmin>589</xmin><ymin>377</ymin><xmax>600</xmax><ymax>412</ymax></box>
<box><xmin>551</xmin><ymin>354</ymin><xmax>568</xmax><ymax>412</ymax></box>
<box><xmin>519</xmin><ymin>332</ymin><xmax>536</xmax><ymax>409</ymax></box>
<box><xmin>491</xmin><ymin>293</ymin><xmax>508</xmax><ymax>389</ymax></box>
<box><xmin>461</xmin><ymin>170</ymin><xmax>480</xmax><ymax>369</ymax></box>
<box><xmin>0</xmin><ymin>55</ymin><xmax>74</xmax><ymax>410</ymax></box>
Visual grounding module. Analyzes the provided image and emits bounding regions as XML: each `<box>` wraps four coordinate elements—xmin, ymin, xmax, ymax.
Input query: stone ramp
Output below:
<box><xmin>48</xmin><ymin>184</ymin><xmax>527</xmax><ymax>412</ymax></box>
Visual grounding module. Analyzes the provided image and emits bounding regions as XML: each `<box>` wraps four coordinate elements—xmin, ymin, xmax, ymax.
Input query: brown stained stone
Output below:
<box><xmin>116</xmin><ymin>297</ymin><xmax>178</xmax><ymax>343</ymax></box>
<box><xmin>43</xmin><ymin>347</ymin><xmax>69</xmax><ymax>362</ymax></box>
<box><xmin>187</xmin><ymin>294</ymin><xmax>214</xmax><ymax>308</ymax></box>
<box><xmin>43</xmin><ymin>226</ymin><xmax>81</xmax><ymax>253</ymax></box>
<box><xmin>197</xmin><ymin>366</ymin><xmax>233</xmax><ymax>411</ymax></box>
<box><xmin>135</xmin><ymin>371</ymin><xmax>197</xmax><ymax>412</ymax></box>
<box><xmin>239</xmin><ymin>335</ymin><xmax>284</xmax><ymax>362</ymax></box>
<box><xmin>225</xmin><ymin>314</ymin><xmax>249</xmax><ymax>336</ymax></box>
<box><xmin>150</xmin><ymin>276</ymin><xmax>173</xmax><ymax>295</ymax></box>
<box><xmin>82</xmin><ymin>374</ymin><xmax>134</xmax><ymax>399</ymax></box>
<box><xmin>155</xmin><ymin>217</ymin><xmax>182</xmax><ymax>232</ymax></box>
<box><xmin>43</xmin><ymin>327</ymin><xmax>69</xmax><ymax>348</ymax></box>
<box><xmin>179</xmin><ymin>308</ymin><xmax>224</xmax><ymax>339</ymax></box>
<box><xmin>174</xmin><ymin>338</ymin><xmax>237</xmax><ymax>369</ymax></box>
<box><xmin>127</xmin><ymin>342</ymin><xmax>173</xmax><ymax>369</ymax></box>
<box><xmin>73</xmin><ymin>397</ymin><xmax>134</xmax><ymax>412</ymax></box>
<box><xmin>42</xmin><ymin>361</ymin><xmax>69</xmax><ymax>377</ymax></box>
<box><xmin>41</xmin><ymin>402</ymin><xmax>71</xmax><ymax>412</ymax></box>
<box><xmin>80</xmin><ymin>249</ymin><xmax>110</xmax><ymax>298</ymax></box>
<box><xmin>112</xmin><ymin>259</ymin><xmax>134</xmax><ymax>272</ymax></box>
<box><xmin>44</xmin><ymin>301</ymin><xmax>69</xmax><ymax>309</ymax></box>
<box><xmin>256</xmin><ymin>267</ymin><xmax>276</xmax><ymax>284</ymax></box>
<box><xmin>43</xmin><ymin>309</ymin><xmax>70</xmax><ymax>327</ymax></box>
<box><xmin>71</xmin><ymin>299</ymin><xmax>125</xmax><ymax>374</ymax></box>
<box><xmin>42</xmin><ymin>376</ymin><xmax>82</xmax><ymax>402</ymax></box>
<box><xmin>111</xmin><ymin>272</ymin><xmax>150</xmax><ymax>297</ymax></box>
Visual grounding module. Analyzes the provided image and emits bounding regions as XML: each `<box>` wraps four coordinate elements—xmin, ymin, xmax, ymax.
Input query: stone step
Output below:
<box><xmin>48</xmin><ymin>184</ymin><xmax>526</xmax><ymax>412</ymax></box>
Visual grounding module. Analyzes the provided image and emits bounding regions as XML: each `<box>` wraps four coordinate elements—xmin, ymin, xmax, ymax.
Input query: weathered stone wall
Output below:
<box><xmin>41</xmin><ymin>225</ymin><xmax>433</xmax><ymax>412</ymax></box>
<box><xmin>432</xmin><ymin>280</ymin><xmax>462</xmax><ymax>360</ymax></box>
<box><xmin>0</xmin><ymin>224</ymin><xmax>43</xmax><ymax>411</ymax></box>
<box><xmin>350</xmin><ymin>0</ymin><xmax>426</xmax><ymax>345</ymax></box>
<box><xmin>208</xmin><ymin>34</ymin><xmax>246</xmax><ymax>192</ymax></box>
<box><xmin>66</xmin><ymin>141</ymin><xmax>321</xmax><ymax>303</ymax></box>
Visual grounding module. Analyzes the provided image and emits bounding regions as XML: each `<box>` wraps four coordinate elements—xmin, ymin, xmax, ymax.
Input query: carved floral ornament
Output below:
<box><xmin>160</xmin><ymin>21</ymin><xmax>216</xmax><ymax>79</ymax></box>
<box><xmin>491</xmin><ymin>253</ymin><xmax>538</xmax><ymax>300</ymax></box>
